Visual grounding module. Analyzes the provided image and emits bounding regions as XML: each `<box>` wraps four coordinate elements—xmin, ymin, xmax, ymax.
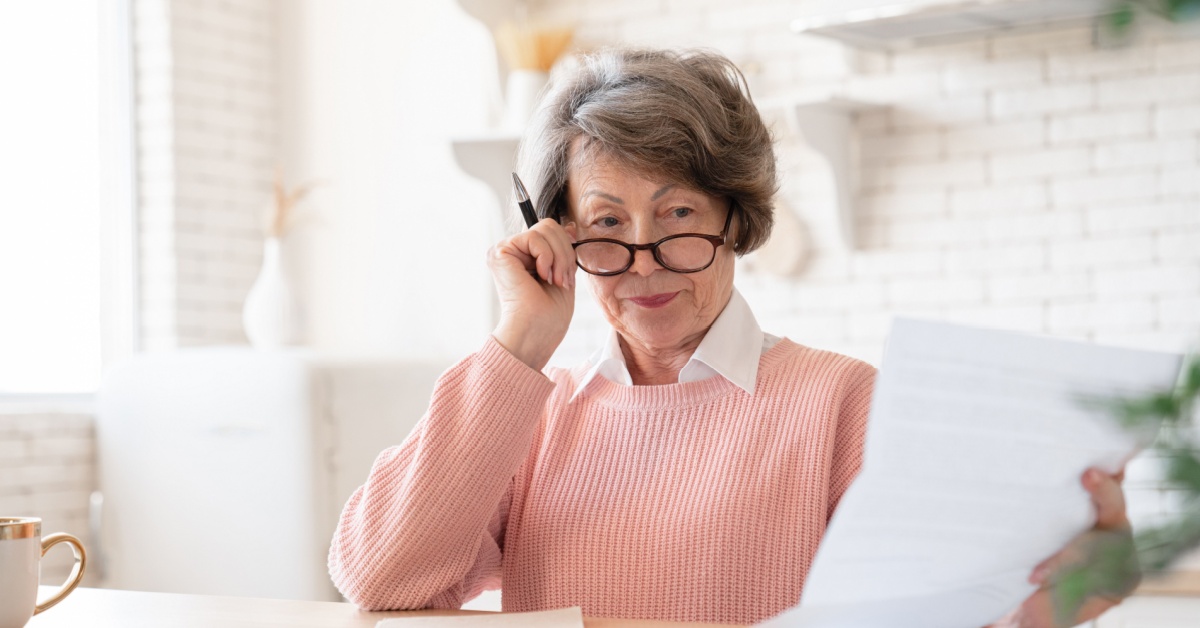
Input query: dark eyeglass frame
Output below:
<box><xmin>570</xmin><ymin>207</ymin><xmax>735</xmax><ymax>276</ymax></box>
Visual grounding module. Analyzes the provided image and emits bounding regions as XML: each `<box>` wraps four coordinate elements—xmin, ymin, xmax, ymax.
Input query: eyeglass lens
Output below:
<box><xmin>575</xmin><ymin>236</ymin><xmax>716</xmax><ymax>274</ymax></box>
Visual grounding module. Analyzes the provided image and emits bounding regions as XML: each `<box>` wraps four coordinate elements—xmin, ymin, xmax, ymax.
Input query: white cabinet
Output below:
<box><xmin>1093</xmin><ymin>595</ymin><xmax>1200</xmax><ymax>627</ymax></box>
<box><xmin>1094</xmin><ymin>597</ymin><xmax>1200</xmax><ymax>624</ymax></box>
<box><xmin>94</xmin><ymin>347</ymin><xmax>450</xmax><ymax>601</ymax></box>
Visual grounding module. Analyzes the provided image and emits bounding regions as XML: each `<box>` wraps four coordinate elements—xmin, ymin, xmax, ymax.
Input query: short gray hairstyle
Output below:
<box><xmin>516</xmin><ymin>48</ymin><xmax>777</xmax><ymax>254</ymax></box>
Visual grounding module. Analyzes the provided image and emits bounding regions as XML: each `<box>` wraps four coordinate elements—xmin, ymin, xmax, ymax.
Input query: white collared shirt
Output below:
<box><xmin>570</xmin><ymin>288</ymin><xmax>782</xmax><ymax>401</ymax></box>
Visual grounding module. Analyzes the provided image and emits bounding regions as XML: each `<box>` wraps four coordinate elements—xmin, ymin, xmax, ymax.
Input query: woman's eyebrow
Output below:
<box><xmin>582</xmin><ymin>190</ymin><xmax>623</xmax><ymax>204</ymax></box>
<box><xmin>581</xmin><ymin>184</ymin><xmax>677</xmax><ymax>204</ymax></box>
<box><xmin>650</xmin><ymin>184</ymin><xmax>675</xmax><ymax>201</ymax></box>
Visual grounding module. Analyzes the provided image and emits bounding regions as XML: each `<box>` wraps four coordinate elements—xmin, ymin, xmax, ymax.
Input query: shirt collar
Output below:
<box><xmin>570</xmin><ymin>288</ymin><xmax>765</xmax><ymax>401</ymax></box>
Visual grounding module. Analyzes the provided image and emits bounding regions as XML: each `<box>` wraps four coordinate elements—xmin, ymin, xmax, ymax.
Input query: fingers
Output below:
<box><xmin>538</xmin><ymin>218</ymin><xmax>577</xmax><ymax>289</ymax></box>
<box><xmin>1073</xmin><ymin>596</ymin><xmax>1120</xmax><ymax>625</ymax></box>
<box><xmin>486</xmin><ymin>243</ymin><xmax>533</xmax><ymax>294</ymax></box>
<box><xmin>1021</xmin><ymin>470</ymin><xmax>1140</xmax><ymax>626</ymax></box>
<box><xmin>531</xmin><ymin>234</ymin><xmax>555</xmax><ymax>284</ymax></box>
<box><xmin>1083</xmin><ymin>467</ymin><xmax>1129</xmax><ymax>529</ymax></box>
<box><xmin>1030</xmin><ymin>545</ymin><xmax>1083</xmax><ymax>586</ymax></box>
<box><xmin>1030</xmin><ymin>531</ymin><xmax>1140</xmax><ymax>597</ymax></box>
<box><xmin>491</xmin><ymin>219</ymin><xmax>577</xmax><ymax>289</ymax></box>
<box><xmin>1027</xmin><ymin>468</ymin><xmax>1132</xmax><ymax>587</ymax></box>
<box><xmin>1014</xmin><ymin>588</ymin><xmax>1120</xmax><ymax>628</ymax></box>
<box><xmin>527</xmin><ymin>220</ymin><xmax>575</xmax><ymax>288</ymax></box>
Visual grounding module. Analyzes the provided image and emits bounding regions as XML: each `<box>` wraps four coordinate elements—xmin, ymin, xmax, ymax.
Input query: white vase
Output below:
<box><xmin>503</xmin><ymin>69</ymin><xmax>550</xmax><ymax>132</ymax></box>
<box><xmin>242</xmin><ymin>236</ymin><xmax>304</xmax><ymax>348</ymax></box>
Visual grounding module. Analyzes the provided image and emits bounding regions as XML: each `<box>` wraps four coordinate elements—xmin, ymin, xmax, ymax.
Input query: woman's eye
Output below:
<box><xmin>672</xmin><ymin>207</ymin><xmax>692</xmax><ymax>219</ymax></box>
<box><xmin>599</xmin><ymin>217</ymin><xmax>619</xmax><ymax>228</ymax></box>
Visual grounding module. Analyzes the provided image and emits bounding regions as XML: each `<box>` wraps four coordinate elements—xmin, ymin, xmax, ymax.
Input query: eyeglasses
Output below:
<box><xmin>571</xmin><ymin>208</ymin><xmax>734</xmax><ymax>276</ymax></box>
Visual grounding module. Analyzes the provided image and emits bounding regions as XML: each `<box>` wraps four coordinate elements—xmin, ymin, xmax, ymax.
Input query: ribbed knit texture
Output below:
<box><xmin>328</xmin><ymin>335</ymin><xmax>877</xmax><ymax>625</ymax></box>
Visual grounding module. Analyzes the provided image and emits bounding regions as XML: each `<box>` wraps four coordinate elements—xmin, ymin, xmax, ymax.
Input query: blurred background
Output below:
<box><xmin>1</xmin><ymin>0</ymin><xmax>1198</xmax><ymax>622</ymax></box>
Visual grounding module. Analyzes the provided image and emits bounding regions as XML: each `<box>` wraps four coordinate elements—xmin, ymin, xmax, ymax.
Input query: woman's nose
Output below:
<box><xmin>627</xmin><ymin>244</ymin><xmax>663</xmax><ymax>276</ymax></box>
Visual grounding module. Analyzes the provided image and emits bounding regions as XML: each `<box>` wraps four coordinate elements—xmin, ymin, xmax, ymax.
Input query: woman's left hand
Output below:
<box><xmin>997</xmin><ymin>466</ymin><xmax>1142</xmax><ymax>628</ymax></box>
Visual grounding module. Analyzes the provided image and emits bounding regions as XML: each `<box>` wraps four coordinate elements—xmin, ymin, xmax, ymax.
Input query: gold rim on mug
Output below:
<box><xmin>0</xmin><ymin>516</ymin><xmax>41</xmax><ymax>541</ymax></box>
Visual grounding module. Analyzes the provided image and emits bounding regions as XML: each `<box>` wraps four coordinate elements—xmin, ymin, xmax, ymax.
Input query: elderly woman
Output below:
<box><xmin>328</xmin><ymin>49</ymin><xmax>1138</xmax><ymax>626</ymax></box>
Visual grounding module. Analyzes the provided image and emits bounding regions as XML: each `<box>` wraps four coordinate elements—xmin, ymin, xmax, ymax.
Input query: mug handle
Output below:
<box><xmin>34</xmin><ymin>532</ymin><xmax>88</xmax><ymax>615</ymax></box>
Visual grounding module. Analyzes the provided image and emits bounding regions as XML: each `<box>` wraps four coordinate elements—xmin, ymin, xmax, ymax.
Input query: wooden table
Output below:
<box><xmin>27</xmin><ymin>587</ymin><xmax>739</xmax><ymax>627</ymax></box>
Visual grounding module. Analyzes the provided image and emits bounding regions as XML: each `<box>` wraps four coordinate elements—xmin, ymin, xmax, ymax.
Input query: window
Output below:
<box><xmin>0</xmin><ymin>1</ymin><xmax>134</xmax><ymax>395</ymax></box>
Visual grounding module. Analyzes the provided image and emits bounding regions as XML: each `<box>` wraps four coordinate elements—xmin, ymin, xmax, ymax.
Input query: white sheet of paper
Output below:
<box><xmin>760</xmin><ymin>318</ymin><xmax>1182</xmax><ymax>628</ymax></box>
<box><xmin>376</xmin><ymin>606</ymin><xmax>583</xmax><ymax>628</ymax></box>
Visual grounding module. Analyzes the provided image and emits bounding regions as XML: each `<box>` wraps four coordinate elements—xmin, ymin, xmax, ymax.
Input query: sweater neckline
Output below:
<box><xmin>576</xmin><ymin>338</ymin><xmax>802</xmax><ymax>409</ymax></box>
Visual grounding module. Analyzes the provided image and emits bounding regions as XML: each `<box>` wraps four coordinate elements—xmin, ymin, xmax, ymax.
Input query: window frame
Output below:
<box><xmin>0</xmin><ymin>0</ymin><xmax>137</xmax><ymax>410</ymax></box>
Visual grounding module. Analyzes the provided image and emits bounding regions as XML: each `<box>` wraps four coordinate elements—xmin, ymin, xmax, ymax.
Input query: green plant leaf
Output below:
<box><xmin>1163</xmin><ymin>448</ymin><xmax>1200</xmax><ymax>492</ymax></box>
<box><xmin>1050</xmin><ymin>530</ymin><xmax>1141</xmax><ymax>623</ymax></box>
<box><xmin>1109</xmin><ymin>1</ymin><xmax>1138</xmax><ymax>36</ymax></box>
<box><xmin>1057</xmin><ymin>353</ymin><xmax>1199</xmax><ymax>623</ymax></box>
<box><xmin>1135</xmin><ymin>512</ymin><xmax>1200</xmax><ymax>571</ymax></box>
<box><xmin>1182</xmin><ymin>359</ymin><xmax>1200</xmax><ymax>395</ymax></box>
<box><xmin>1053</xmin><ymin>570</ymin><xmax>1092</xmax><ymax>625</ymax></box>
<box><xmin>1091</xmin><ymin>390</ymin><xmax>1181</xmax><ymax>429</ymax></box>
<box><xmin>1167</xmin><ymin>0</ymin><xmax>1200</xmax><ymax>20</ymax></box>
<box><xmin>1107</xmin><ymin>0</ymin><xmax>1200</xmax><ymax>36</ymax></box>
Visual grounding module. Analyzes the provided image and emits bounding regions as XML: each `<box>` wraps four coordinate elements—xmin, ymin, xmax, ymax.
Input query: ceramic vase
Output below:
<box><xmin>503</xmin><ymin>69</ymin><xmax>549</xmax><ymax>131</ymax></box>
<box><xmin>242</xmin><ymin>236</ymin><xmax>304</xmax><ymax>348</ymax></box>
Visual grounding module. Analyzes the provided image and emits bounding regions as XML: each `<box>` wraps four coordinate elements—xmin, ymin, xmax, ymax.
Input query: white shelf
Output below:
<box><xmin>791</xmin><ymin>0</ymin><xmax>1116</xmax><ymax>50</ymax></box>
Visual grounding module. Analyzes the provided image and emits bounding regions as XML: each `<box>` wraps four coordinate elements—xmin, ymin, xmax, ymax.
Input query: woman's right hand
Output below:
<box><xmin>488</xmin><ymin>218</ymin><xmax>577</xmax><ymax>371</ymax></box>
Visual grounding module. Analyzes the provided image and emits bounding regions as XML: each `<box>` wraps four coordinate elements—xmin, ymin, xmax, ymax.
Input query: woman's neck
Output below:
<box><xmin>618</xmin><ymin>331</ymin><xmax>706</xmax><ymax>386</ymax></box>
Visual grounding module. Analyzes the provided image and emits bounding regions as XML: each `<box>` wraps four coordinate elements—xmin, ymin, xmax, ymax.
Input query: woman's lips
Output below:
<box><xmin>628</xmin><ymin>292</ymin><xmax>679</xmax><ymax>308</ymax></box>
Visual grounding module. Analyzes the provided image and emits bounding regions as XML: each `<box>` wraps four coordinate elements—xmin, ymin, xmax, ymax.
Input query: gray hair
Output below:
<box><xmin>515</xmin><ymin>48</ymin><xmax>777</xmax><ymax>254</ymax></box>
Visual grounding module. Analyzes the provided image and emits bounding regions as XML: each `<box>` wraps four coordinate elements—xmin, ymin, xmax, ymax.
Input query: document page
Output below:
<box><xmin>761</xmin><ymin>318</ymin><xmax>1183</xmax><ymax>628</ymax></box>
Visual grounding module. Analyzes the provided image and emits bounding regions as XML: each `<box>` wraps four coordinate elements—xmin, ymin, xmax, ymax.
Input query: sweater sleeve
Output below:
<box><xmin>826</xmin><ymin>362</ymin><xmax>877</xmax><ymax>523</ymax></box>
<box><xmin>328</xmin><ymin>336</ymin><xmax>557</xmax><ymax>610</ymax></box>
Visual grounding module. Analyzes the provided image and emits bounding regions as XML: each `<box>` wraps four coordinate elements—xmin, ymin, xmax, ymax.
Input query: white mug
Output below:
<box><xmin>0</xmin><ymin>517</ymin><xmax>86</xmax><ymax>628</ymax></box>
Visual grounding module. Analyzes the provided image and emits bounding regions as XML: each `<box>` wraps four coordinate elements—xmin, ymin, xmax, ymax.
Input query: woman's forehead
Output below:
<box><xmin>566</xmin><ymin>137</ymin><xmax>678</xmax><ymax>189</ymax></box>
<box><xmin>567</xmin><ymin>158</ymin><xmax>704</xmax><ymax>204</ymax></box>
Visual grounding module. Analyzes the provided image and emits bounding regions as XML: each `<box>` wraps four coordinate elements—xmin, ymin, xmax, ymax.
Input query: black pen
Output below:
<box><xmin>511</xmin><ymin>173</ymin><xmax>539</xmax><ymax>228</ymax></box>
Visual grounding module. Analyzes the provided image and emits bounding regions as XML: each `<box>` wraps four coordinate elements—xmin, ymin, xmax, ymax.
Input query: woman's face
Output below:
<box><xmin>564</xmin><ymin>152</ymin><xmax>737</xmax><ymax>354</ymax></box>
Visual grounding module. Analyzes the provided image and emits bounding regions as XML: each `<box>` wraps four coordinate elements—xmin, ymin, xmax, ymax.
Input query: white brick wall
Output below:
<box><xmin>530</xmin><ymin>2</ymin><xmax>1200</xmax><ymax>544</ymax></box>
<box><xmin>530</xmin><ymin>1</ymin><xmax>1200</xmax><ymax>360</ymax></box>
<box><xmin>134</xmin><ymin>0</ymin><xmax>278</xmax><ymax>350</ymax></box>
<box><xmin>0</xmin><ymin>414</ymin><xmax>96</xmax><ymax>586</ymax></box>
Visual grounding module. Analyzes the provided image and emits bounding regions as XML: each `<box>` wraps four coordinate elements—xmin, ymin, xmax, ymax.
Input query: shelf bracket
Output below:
<box><xmin>759</xmin><ymin>96</ymin><xmax>882</xmax><ymax>250</ymax></box>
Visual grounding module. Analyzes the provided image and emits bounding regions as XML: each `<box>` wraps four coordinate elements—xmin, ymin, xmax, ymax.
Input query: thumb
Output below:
<box><xmin>1085</xmin><ymin>468</ymin><xmax>1128</xmax><ymax>529</ymax></box>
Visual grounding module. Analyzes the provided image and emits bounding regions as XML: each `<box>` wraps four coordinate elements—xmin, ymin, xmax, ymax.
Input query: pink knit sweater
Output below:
<box><xmin>328</xmin><ymin>335</ymin><xmax>876</xmax><ymax>625</ymax></box>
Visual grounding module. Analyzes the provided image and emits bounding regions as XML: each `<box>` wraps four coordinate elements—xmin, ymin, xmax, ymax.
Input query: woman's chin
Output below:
<box><xmin>620</xmin><ymin>317</ymin><xmax>695</xmax><ymax>350</ymax></box>
<box><xmin>609</xmin><ymin>293</ymin><xmax>702</xmax><ymax>349</ymax></box>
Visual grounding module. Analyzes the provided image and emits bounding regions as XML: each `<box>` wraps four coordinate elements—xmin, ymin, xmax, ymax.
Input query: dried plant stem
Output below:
<box><xmin>494</xmin><ymin>20</ymin><xmax>573</xmax><ymax>72</ymax></box>
<box><xmin>265</xmin><ymin>168</ymin><xmax>320</xmax><ymax>239</ymax></box>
